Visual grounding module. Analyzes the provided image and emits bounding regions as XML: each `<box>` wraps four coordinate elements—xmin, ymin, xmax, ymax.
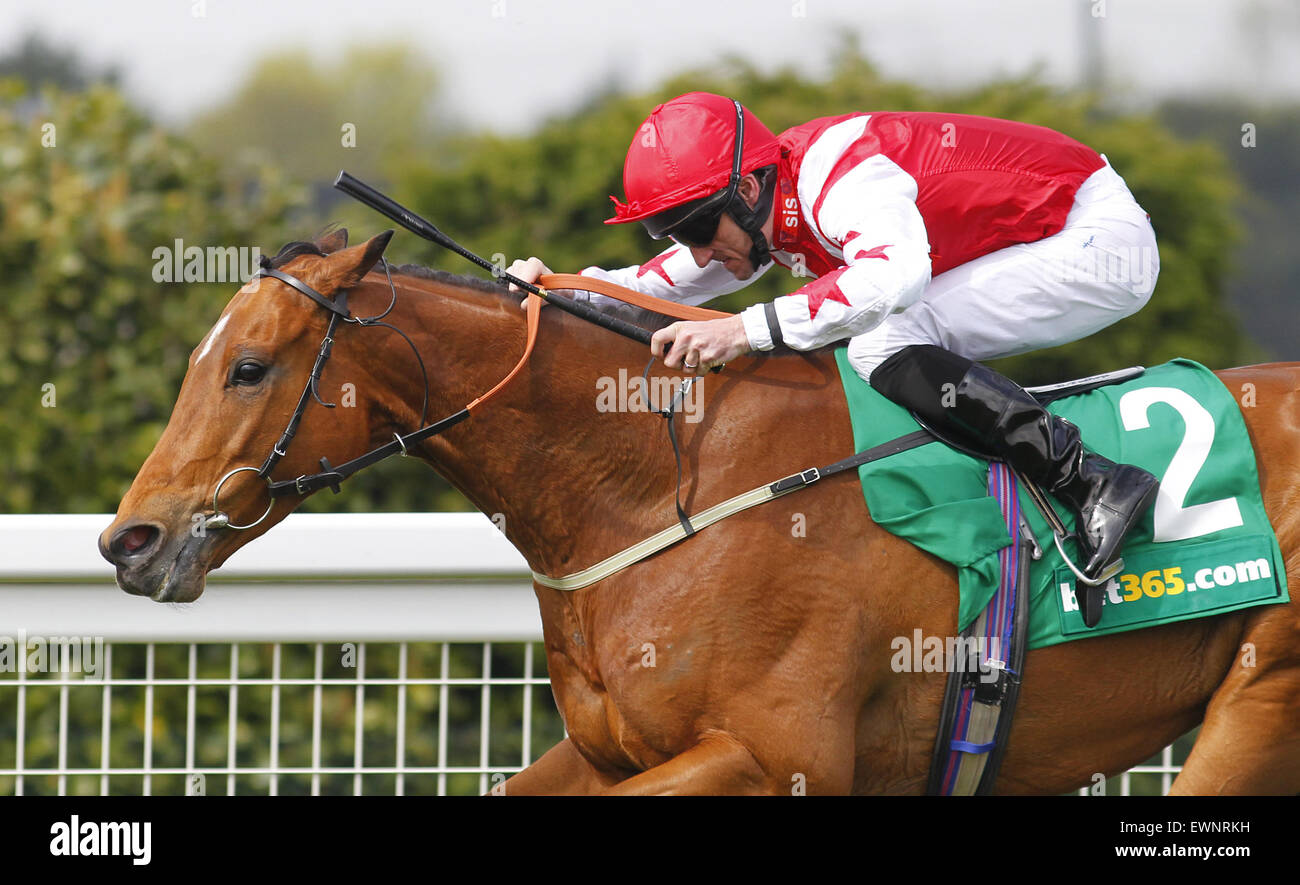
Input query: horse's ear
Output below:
<box><xmin>330</xmin><ymin>229</ymin><xmax>395</xmax><ymax>289</ymax></box>
<box><xmin>317</xmin><ymin>227</ymin><xmax>349</xmax><ymax>253</ymax></box>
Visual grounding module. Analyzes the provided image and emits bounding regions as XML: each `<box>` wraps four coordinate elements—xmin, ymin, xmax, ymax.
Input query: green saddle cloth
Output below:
<box><xmin>833</xmin><ymin>351</ymin><xmax>1289</xmax><ymax>648</ymax></box>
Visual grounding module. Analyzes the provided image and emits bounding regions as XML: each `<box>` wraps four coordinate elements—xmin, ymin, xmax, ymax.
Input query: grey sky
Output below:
<box><xmin>3</xmin><ymin>0</ymin><xmax>1298</xmax><ymax>131</ymax></box>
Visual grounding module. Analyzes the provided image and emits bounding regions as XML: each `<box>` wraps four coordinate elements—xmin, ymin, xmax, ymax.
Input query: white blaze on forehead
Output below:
<box><xmin>195</xmin><ymin>280</ymin><xmax>261</xmax><ymax>365</ymax></box>
<box><xmin>194</xmin><ymin>313</ymin><xmax>231</xmax><ymax>365</ymax></box>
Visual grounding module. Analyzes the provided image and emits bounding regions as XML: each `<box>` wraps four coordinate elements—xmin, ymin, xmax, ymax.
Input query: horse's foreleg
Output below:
<box><xmin>602</xmin><ymin>732</ymin><xmax>773</xmax><ymax>796</ymax></box>
<box><xmin>497</xmin><ymin>737</ymin><xmax>618</xmax><ymax>796</ymax></box>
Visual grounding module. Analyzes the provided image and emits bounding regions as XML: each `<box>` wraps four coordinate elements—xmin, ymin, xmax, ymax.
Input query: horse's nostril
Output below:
<box><xmin>111</xmin><ymin>524</ymin><xmax>160</xmax><ymax>560</ymax></box>
<box><xmin>122</xmin><ymin>526</ymin><xmax>153</xmax><ymax>553</ymax></box>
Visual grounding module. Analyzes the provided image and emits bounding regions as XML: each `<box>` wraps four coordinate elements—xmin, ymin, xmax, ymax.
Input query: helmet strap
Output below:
<box><xmin>725</xmin><ymin>166</ymin><xmax>778</xmax><ymax>270</ymax></box>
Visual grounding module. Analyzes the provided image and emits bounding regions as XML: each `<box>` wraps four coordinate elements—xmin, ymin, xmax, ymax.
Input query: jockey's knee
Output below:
<box><xmin>848</xmin><ymin>333</ymin><xmax>950</xmax><ymax>387</ymax></box>
<box><xmin>846</xmin><ymin>338</ymin><xmax>888</xmax><ymax>385</ymax></box>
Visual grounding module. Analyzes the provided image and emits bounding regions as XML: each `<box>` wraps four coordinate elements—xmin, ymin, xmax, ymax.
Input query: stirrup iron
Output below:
<box><xmin>1016</xmin><ymin>466</ymin><xmax>1121</xmax><ymax>586</ymax></box>
<box><xmin>1051</xmin><ymin>531</ymin><xmax>1122</xmax><ymax>587</ymax></box>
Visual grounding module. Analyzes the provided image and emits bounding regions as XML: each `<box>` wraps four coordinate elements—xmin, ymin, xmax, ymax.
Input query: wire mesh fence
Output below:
<box><xmin>0</xmin><ymin>640</ymin><xmax>566</xmax><ymax>796</ymax></box>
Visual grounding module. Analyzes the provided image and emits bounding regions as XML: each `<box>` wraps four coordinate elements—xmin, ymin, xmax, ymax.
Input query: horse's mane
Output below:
<box><xmin>388</xmin><ymin>261</ymin><xmax>506</xmax><ymax>297</ymax></box>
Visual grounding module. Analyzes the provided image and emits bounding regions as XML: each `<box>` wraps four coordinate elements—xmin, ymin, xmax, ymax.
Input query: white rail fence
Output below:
<box><xmin>0</xmin><ymin>514</ymin><xmax>1185</xmax><ymax>795</ymax></box>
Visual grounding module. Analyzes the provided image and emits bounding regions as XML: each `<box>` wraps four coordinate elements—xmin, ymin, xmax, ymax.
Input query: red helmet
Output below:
<box><xmin>606</xmin><ymin>92</ymin><xmax>782</xmax><ymax>239</ymax></box>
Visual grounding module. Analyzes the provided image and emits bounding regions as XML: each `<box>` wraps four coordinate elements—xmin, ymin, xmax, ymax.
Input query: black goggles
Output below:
<box><xmin>670</xmin><ymin>212</ymin><xmax>723</xmax><ymax>248</ymax></box>
<box><xmin>652</xmin><ymin>196</ymin><xmax>727</xmax><ymax>247</ymax></box>
<box><xmin>641</xmin><ymin>98</ymin><xmax>745</xmax><ymax>247</ymax></box>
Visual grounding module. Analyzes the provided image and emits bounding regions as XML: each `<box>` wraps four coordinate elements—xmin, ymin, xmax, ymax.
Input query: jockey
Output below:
<box><xmin>508</xmin><ymin>92</ymin><xmax>1160</xmax><ymax>620</ymax></box>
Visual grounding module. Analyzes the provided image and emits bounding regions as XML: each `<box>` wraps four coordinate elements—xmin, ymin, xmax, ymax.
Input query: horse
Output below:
<box><xmin>99</xmin><ymin>229</ymin><xmax>1300</xmax><ymax>795</ymax></box>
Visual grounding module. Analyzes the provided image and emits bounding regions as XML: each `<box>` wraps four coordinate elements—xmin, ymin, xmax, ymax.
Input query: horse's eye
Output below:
<box><xmin>233</xmin><ymin>361</ymin><xmax>266</xmax><ymax>385</ymax></box>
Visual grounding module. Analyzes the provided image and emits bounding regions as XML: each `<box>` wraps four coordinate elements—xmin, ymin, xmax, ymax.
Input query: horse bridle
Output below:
<box><xmin>203</xmin><ymin>259</ymin><xmax>541</xmax><ymax>531</ymax></box>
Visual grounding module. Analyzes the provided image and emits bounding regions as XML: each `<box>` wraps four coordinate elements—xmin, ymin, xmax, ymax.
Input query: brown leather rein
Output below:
<box><xmin>473</xmin><ymin>273</ymin><xmax>729</xmax><ymax>409</ymax></box>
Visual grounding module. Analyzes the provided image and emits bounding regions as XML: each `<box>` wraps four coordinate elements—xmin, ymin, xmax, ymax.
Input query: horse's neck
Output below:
<box><xmin>372</xmin><ymin>276</ymin><xmax>682</xmax><ymax>576</ymax></box>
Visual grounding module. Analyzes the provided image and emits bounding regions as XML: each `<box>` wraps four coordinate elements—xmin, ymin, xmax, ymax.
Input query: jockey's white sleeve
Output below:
<box><xmin>578</xmin><ymin>244</ymin><xmax>767</xmax><ymax>308</ymax></box>
<box><xmin>741</xmin><ymin>154</ymin><xmax>934</xmax><ymax>352</ymax></box>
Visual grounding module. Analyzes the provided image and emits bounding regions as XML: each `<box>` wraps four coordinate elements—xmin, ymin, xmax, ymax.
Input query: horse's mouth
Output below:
<box><xmin>110</xmin><ymin>526</ymin><xmax>215</xmax><ymax>603</ymax></box>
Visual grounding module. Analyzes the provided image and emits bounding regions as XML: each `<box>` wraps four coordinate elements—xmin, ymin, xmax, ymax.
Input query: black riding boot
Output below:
<box><xmin>870</xmin><ymin>345</ymin><xmax>1159</xmax><ymax>627</ymax></box>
